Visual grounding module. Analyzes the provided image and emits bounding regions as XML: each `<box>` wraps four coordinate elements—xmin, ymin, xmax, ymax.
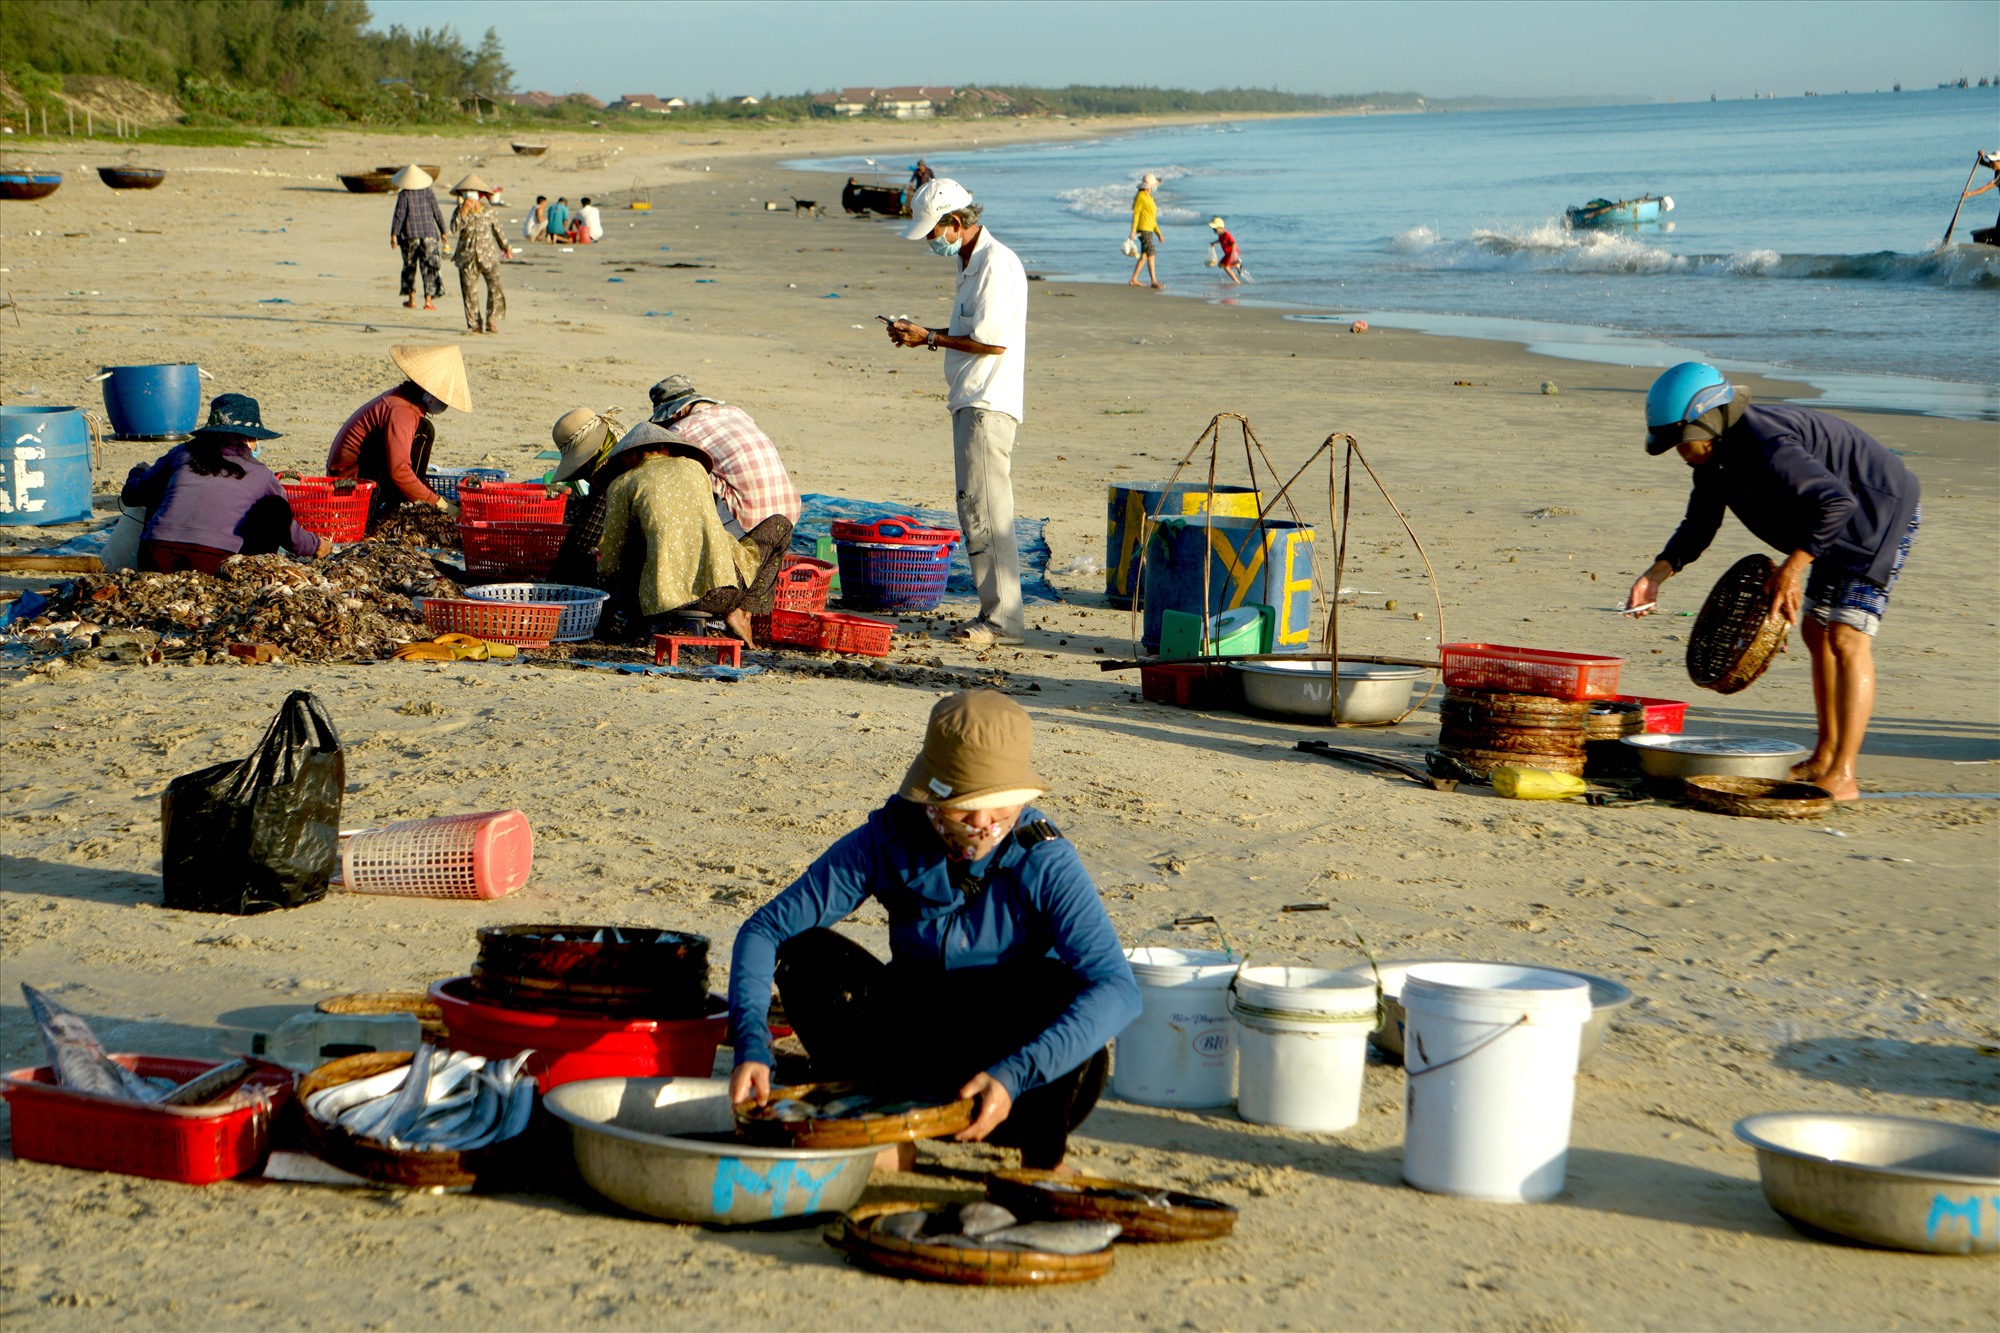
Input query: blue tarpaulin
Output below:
<box><xmin>793</xmin><ymin>493</ymin><xmax>1059</xmax><ymax>605</ymax></box>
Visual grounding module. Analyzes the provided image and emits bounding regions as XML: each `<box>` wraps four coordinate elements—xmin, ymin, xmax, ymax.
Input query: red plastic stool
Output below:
<box><xmin>651</xmin><ymin>634</ymin><xmax>743</xmax><ymax>668</ymax></box>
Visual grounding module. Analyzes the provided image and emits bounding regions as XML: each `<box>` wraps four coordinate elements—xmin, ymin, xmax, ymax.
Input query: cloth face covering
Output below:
<box><xmin>926</xmin><ymin>805</ymin><xmax>1017</xmax><ymax>862</ymax></box>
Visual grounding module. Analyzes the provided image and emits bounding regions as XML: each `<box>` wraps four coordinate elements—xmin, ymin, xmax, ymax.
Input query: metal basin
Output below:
<box><xmin>1233</xmin><ymin>661</ymin><xmax>1427</xmax><ymax>724</ymax></box>
<box><xmin>1328</xmin><ymin>957</ymin><xmax>1633</xmax><ymax>1065</ymax></box>
<box><xmin>1623</xmin><ymin>734</ymin><xmax>1808</xmax><ymax>786</ymax></box>
<box><xmin>542</xmin><ymin>1076</ymin><xmax>879</xmax><ymax>1226</ymax></box>
<box><xmin>1734</xmin><ymin>1112</ymin><xmax>2000</xmax><ymax>1253</ymax></box>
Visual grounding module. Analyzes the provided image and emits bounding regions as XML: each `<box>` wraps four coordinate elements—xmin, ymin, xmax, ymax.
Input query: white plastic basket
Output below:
<box><xmin>341</xmin><ymin>810</ymin><xmax>534</xmax><ymax>900</ymax></box>
<box><xmin>460</xmin><ymin>583</ymin><xmax>608</xmax><ymax>641</ymax></box>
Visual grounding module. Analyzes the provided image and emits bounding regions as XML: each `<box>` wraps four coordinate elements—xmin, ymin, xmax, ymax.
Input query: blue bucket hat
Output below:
<box><xmin>189</xmin><ymin>392</ymin><xmax>283</xmax><ymax>442</ymax></box>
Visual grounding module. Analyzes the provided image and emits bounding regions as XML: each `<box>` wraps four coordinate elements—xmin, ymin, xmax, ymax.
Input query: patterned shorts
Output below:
<box><xmin>1805</xmin><ymin>505</ymin><xmax>1919</xmax><ymax>637</ymax></box>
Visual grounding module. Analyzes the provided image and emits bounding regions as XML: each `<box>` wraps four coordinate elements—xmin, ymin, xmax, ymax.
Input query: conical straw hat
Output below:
<box><xmin>390</xmin><ymin>344</ymin><xmax>473</xmax><ymax>413</ymax></box>
<box><xmin>450</xmin><ymin>172</ymin><xmax>492</xmax><ymax>196</ymax></box>
<box><xmin>390</xmin><ymin>164</ymin><xmax>433</xmax><ymax>191</ymax></box>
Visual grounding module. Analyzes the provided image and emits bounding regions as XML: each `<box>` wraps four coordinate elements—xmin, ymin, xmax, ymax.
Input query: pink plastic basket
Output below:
<box><xmin>341</xmin><ymin>809</ymin><xmax>534</xmax><ymax>900</ymax></box>
<box><xmin>1439</xmin><ymin>642</ymin><xmax>1623</xmax><ymax>700</ymax></box>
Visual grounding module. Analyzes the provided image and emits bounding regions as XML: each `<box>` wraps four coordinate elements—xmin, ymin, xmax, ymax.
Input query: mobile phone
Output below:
<box><xmin>875</xmin><ymin>315</ymin><xmax>893</xmax><ymax>324</ymax></box>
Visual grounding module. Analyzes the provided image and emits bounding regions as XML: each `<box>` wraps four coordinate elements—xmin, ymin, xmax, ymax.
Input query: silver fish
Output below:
<box><xmin>766</xmin><ymin>1098</ymin><xmax>817</xmax><ymax>1122</ymax></box>
<box><xmin>984</xmin><ymin>1221</ymin><xmax>1122</xmax><ymax>1255</ymax></box>
<box><xmin>815</xmin><ymin>1094</ymin><xmax>879</xmax><ymax>1118</ymax></box>
<box><xmin>308</xmin><ymin>1065</ymin><xmax>408</xmax><ymax>1123</ymax></box>
<box><xmin>953</xmin><ymin>1202</ymin><xmax>1017</xmax><ymax>1237</ymax></box>
<box><xmin>873</xmin><ymin>1211</ymin><xmax>930</xmax><ymax>1241</ymax></box>
<box><xmin>158</xmin><ymin>1058</ymin><xmax>258</xmax><ymax>1107</ymax></box>
<box><xmin>21</xmin><ymin>983</ymin><xmax>161</xmax><ymax>1102</ymax></box>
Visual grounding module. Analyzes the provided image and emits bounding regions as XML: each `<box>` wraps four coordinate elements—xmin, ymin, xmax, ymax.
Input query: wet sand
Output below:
<box><xmin>0</xmin><ymin>119</ymin><xmax>1995</xmax><ymax>1330</ymax></box>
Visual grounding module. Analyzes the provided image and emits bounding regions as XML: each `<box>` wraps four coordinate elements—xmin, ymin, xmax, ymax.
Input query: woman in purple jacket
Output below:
<box><xmin>122</xmin><ymin>394</ymin><xmax>322</xmax><ymax>575</ymax></box>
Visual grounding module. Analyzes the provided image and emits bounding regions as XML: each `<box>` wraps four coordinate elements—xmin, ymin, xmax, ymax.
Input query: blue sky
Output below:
<box><xmin>368</xmin><ymin>0</ymin><xmax>1996</xmax><ymax>102</ymax></box>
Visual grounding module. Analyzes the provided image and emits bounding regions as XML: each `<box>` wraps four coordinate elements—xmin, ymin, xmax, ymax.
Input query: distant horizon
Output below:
<box><xmin>368</xmin><ymin>0</ymin><xmax>1997</xmax><ymax>106</ymax></box>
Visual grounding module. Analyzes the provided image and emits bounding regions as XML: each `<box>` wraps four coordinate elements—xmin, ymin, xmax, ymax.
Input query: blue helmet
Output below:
<box><xmin>1644</xmin><ymin>362</ymin><xmax>1734</xmax><ymax>454</ymax></box>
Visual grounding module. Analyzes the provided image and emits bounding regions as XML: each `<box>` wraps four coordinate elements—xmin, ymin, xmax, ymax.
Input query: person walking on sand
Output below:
<box><xmin>1207</xmin><ymin>216</ymin><xmax>1244</xmax><ymax>284</ymax></box>
<box><xmin>1625</xmin><ymin>363</ymin><xmax>1921</xmax><ymax>802</ymax></box>
<box><xmin>1128</xmin><ymin>172</ymin><xmax>1163</xmax><ymax>288</ymax></box>
<box><xmin>884</xmin><ymin>178</ymin><xmax>1029</xmax><ymax>648</ymax></box>
<box><xmin>388</xmin><ymin>165</ymin><xmax>445</xmax><ymax>311</ymax></box>
<box><xmin>446</xmin><ymin>174</ymin><xmax>514</xmax><ymax>334</ymax></box>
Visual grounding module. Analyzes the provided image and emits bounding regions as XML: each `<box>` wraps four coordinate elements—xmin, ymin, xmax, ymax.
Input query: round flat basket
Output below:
<box><xmin>315</xmin><ymin>991</ymin><xmax>446</xmax><ymax>1040</ymax></box>
<box><xmin>826</xmin><ymin>1202</ymin><xmax>1115</xmax><ymax>1286</ymax></box>
<box><xmin>470</xmin><ymin>924</ymin><xmax>710</xmax><ymax>1020</ymax></box>
<box><xmin>986</xmin><ymin>1168</ymin><xmax>1238</xmax><ymax>1242</ymax></box>
<box><xmin>294</xmin><ymin>1051</ymin><xmax>525</xmax><ymax>1190</ymax></box>
<box><xmin>1441</xmin><ymin>689</ymin><xmax>1590</xmax><ymax>723</ymax></box>
<box><xmin>1435</xmin><ymin>744</ymin><xmax>1586</xmax><ymax>779</ymax></box>
<box><xmin>1682</xmin><ymin>775</ymin><xmax>1834</xmax><ymax>820</ymax></box>
<box><xmin>1688</xmin><ymin>554</ymin><xmax>1790</xmax><ymax>694</ymax></box>
<box><xmin>735</xmin><ymin>1081</ymin><xmax>974</xmax><ymax>1148</ymax></box>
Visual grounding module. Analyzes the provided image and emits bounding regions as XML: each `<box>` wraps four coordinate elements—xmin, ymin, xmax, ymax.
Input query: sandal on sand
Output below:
<box><xmin>949</xmin><ymin>618</ymin><xmax>1023</xmax><ymax>648</ymax></box>
<box><xmin>390</xmin><ymin>633</ymin><xmax>520</xmax><ymax>662</ymax></box>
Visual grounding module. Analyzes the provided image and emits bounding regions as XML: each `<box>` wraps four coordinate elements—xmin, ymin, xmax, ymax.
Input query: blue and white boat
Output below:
<box><xmin>1564</xmin><ymin>194</ymin><xmax>1673</xmax><ymax>229</ymax></box>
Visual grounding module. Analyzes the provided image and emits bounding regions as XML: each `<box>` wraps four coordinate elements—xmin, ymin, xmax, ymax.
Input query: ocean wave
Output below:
<box><xmin>1385</xmin><ymin>226</ymin><xmax>1999</xmax><ymax>288</ymax></box>
<box><xmin>1056</xmin><ymin>166</ymin><xmax>1204</xmax><ymax>224</ymax></box>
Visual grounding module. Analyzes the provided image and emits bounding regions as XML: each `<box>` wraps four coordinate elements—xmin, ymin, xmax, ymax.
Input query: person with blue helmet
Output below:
<box><xmin>1626</xmin><ymin>363</ymin><xmax>1921</xmax><ymax>801</ymax></box>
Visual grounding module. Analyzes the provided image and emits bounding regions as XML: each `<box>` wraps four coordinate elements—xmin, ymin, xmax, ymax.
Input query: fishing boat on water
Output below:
<box><xmin>841</xmin><ymin>177</ymin><xmax>907</xmax><ymax>217</ymax></box>
<box><xmin>1939</xmin><ymin>150</ymin><xmax>2000</xmax><ymax>247</ymax></box>
<box><xmin>1565</xmin><ymin>194</ymin><xmax>1674</xmax><ymax>229</ymax></box>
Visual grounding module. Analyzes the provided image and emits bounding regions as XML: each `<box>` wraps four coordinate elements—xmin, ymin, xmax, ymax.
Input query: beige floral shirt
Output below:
<box><xmin>598</xmin><ymin>456</ymin><xmax>763</xmax><ymax>615</ymax></box>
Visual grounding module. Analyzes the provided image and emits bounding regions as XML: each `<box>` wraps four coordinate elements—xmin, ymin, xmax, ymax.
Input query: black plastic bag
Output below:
<box><xmin>160</xmin><ymin>690</ymin><xmax>344</xmax><ymax>914</ymax></box>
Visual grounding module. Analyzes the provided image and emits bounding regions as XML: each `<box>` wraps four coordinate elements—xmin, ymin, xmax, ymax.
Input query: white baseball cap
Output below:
<box><xmin>902</xmin><ymin>177</ymin><xmax>975</xmax><ymax>240</ymax></box>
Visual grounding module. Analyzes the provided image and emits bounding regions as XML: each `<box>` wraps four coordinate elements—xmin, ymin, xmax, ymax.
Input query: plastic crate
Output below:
<box><xmin>1439</xmin><ymin>643</ymin><xmax>1623</xmax><ymax>700</ymax></box>
<box><xmin>342</xmin><ymin>809</ymin><xmax>534</xmax><ymax>900</ymax></box>
<box><xmin>418</xmin><ymin>596</ymin><xmax>563</xmax><ymax>646</ymax></box>
<box><xmin>1140</xmin><ymin>662</ymin><xmax>1241</xmax><ymax>710</ymax></box>
<box><xmin>830</xmin><ymin>515</ymin><xmax>960</xmax><ymax>613</ymax></box>
<box><xmin>1619</xmin><ymin>694</ymin><xmax>1688</xmax><ymax>734</ymax></box>
<box><xmin>428</xmin><ymin>467</ymin><xmax>508</xmax><ymax>502</ymax></box>
<box><xmin>0</xmin><ymin>1055</ymin><xmax>293</xmax><ymax>1184</ymax></box>
<box><xmin>282</xmin><ymin>477</ymin><xmax>376</xmax><ymax>543</ymax></box>
<box><xmin>460</xmin><ymin>583</ymin><xmax>608</xmax><ymax>641</ymax></box>
<box><xmin>772</xmin><ymin>556</ymin><xmax>836</xmax><ymax>614</ymax></box>
<box><xmin>753</xmin><ymin>609</ymin><xmax>894</xmax><ymax>658</ymax></box>
<box><xmin>460</xmin><ymin>520</ymin><xmax>568</xmax><ymax>581</ymax></box>
<box><xmin>456</xmin><ymin>481</ymin><xmax>567</xmax><ymax>524</ymax></box>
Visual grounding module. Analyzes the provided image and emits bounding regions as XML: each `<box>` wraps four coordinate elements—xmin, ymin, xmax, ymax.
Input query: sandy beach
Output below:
<box><xmin>1</xmin><ymin>116</ymin><xmax>1996</xmax><ymax>1330</ymax></box>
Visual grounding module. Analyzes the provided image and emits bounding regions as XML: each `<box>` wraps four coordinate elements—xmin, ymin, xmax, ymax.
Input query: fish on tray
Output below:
<box><xmin>22</xmin><ymin>983</ymin><xmax>164</xmax><ymax>1102</ymax></box>
<box><xmin>1031</xmin><ymin>1177</ymin><xmax>1234</xmax><ymax>1211</ymax></box>
<box><xmin>304</xmin><ymin>1045</ymin><xmax>536</xmax><ymax>1153</ymax></box>
<box><xmin>747</xmin><ymin>1089</ymin><xmax>938</xmax><ymax>1123</ymax></box>
<box><xmin>870</xmin><ymin>1206</ymin><xmax>1119</xmax><ymax>1254</ymax></box>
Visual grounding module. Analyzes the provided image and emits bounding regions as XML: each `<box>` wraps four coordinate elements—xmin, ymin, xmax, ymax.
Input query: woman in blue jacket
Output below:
<box><xmin>727</xmin><ymin>690</ymin><xmax>1140</xmax><ymax>1170</ymax></box>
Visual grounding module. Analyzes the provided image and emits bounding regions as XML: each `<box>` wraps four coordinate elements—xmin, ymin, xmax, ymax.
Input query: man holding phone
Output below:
<box><xmin>883</xmin><ymin>178</ymin><xmax>1029</xmax><ymax>648</ymax></box>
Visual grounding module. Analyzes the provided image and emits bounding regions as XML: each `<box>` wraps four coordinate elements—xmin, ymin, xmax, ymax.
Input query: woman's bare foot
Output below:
<box><xmin>403</xmin><ymin>299</ymin><xmax>416</xmax><ymax>309</ymax></box>
<box><xmin>1790</xmin><ymin>757</ymin><xmax>1829</xmax><ymax>783</ymax></box>
<box><xmin>723</xmin><ymin>606</ymin><xmax>756</xmax><ymax>650</ymax></box>
<box><xmin>1817</xmin><ymin>772</ymin><xmax>1862</xmax><ymax>801</ymax></box>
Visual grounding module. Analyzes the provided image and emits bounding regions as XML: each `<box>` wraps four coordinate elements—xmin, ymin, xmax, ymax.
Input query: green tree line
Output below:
<box><xmin>0</xmin><ymin>0</ymin><xmax>511</xmax><ymax>125</ymax></box>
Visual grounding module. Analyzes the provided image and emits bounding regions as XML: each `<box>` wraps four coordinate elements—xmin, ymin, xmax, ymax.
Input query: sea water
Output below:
<box><xmin>803</xmin><ymin>89</ymin><xmax>1999</xmax><ymax>420</ymax></box>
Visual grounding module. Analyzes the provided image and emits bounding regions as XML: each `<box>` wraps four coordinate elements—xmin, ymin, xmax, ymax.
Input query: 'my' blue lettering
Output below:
<box><xmin>711</xmin><ymin>1158</ymin><xmax>854</xmax><ymax>1219</ymax></box>
<box><xmin>1924</xmin><ymin>1193</ymin><xmax>1983</xmax><ymax>1244</ymax></box>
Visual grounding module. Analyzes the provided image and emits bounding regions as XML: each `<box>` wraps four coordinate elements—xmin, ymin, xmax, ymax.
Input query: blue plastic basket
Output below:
<box><xmin>835</xmin><ymin>540</ymin><xmax>954</xmax><ymax>611</ymax></box>
<box><xmin>428</xmin><ymin>467</ymin><xmax>508</xmax><ymax>502</ymax></box>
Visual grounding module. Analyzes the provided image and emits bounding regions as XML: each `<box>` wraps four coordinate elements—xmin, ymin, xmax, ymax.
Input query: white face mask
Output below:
<box><xmin>928</xmin><ymin>229</ymin><xmax>960</xmax><ymax>257</ymax></box>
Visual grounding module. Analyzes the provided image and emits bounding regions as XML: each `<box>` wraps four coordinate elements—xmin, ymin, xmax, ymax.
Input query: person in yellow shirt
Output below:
<box><xmin>1128</xmin><ymin>172</ymin><xmax>1163</xmax><ymax>288</ymax></box>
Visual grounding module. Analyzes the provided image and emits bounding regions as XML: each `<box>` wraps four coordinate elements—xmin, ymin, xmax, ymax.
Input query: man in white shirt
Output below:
<box><xmin>885</xmin><ymin>178</ymin><xmax>1028</xmax><ymax>647</ymax></box>
<box><xmin>578</xmin><ymin>197</ymin><xmax>604</xmax><ymax>243</ymax></box>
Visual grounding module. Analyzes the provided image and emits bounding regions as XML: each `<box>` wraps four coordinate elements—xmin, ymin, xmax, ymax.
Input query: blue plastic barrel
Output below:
<box><xmin>0</xmin><ymin>405</ymin><xmax>95</xmax><ymax>526</ymax></box>
<box><xmin>1140</xmin><ymin>515</ymin><xmax>1316</xmax><ymax>653</ymax></box>
<box><xmin>1104</xmin><ymin>481</ymin><xmax>1260</xmax><ymax>609</ymax></box>
<box><xmin>99</xmin><ymin>363</ymin><xmax>202</xmax><ymax>440</ymax></box>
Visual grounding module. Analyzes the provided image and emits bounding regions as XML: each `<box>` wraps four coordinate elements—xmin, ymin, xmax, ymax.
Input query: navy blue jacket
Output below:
<box><xmin>1656</xmin><ymin>404</ymin><xmax>1920</xmax><ymax>587</ymax></box>
<box><xmin>727</xmin><ymin>799</ymin><xmax>1141</xmax><ymax>1098</ymax></box>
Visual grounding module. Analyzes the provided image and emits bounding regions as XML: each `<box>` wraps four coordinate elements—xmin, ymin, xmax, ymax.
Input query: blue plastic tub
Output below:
<box><xmin>99</xmin><ymin>363</ymin><xmax>202</xmax><ymax>440</ymax></box>
<box><xmin>0</xmin><ymin>406</ymin><xmax>95</xmax><ymax>526</ymax></box>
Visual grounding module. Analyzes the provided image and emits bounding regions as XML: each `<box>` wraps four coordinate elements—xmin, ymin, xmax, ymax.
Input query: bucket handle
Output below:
<box><xmin>1225</xmin><ymin>902</ymin><xmax>1388</xmax><ymax>1028</ymax></box>
<box><xmin>1404</xmin><ymin>1015</ymin><xmax>1529</xmax><ymax>1078</ymax></box>
<box><xmin>1129</xmin><ymin>913</ymin><xmax>1237</xmax><ymax>961</ymax></box>
<box><xmin>86</xmin><ymin>370</ymin><xmax>113</xmax><ymax>383</ymax></box>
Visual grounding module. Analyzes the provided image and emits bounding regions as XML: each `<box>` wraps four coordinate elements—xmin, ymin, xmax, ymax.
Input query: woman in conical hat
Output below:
<box><xmin>326</xmin><ymin>344</ymin><xmax>475</xmax><ymax>526</ymax></box>
<box><xmin>446</xmin><ymin>174</ymin><xmax>514</xmax><ymax>334</ymax></box>
<box><xmin>388</xmin><ymin>165</ymin><xmax>445</xmax><ymax>311</ymax></box>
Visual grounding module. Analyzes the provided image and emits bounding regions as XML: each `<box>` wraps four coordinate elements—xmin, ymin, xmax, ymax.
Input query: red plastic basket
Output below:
<box><xmin>1614</xmin><ymin>694</ymin><xmax>1688</xmax><ymax>733</ymax></box>
<box><xmin>429</xmin><ymin>977</ymin><xmax>727</xmax><ymax>1092</ymax></box>
<box><xmin>282</xmin><ymin>477</ymin><xmax>376</xmax><ymax>543</ymax></box>
<box><xmin>772</xmin><ymin>556</ymin><xmax>836</xmax><ymax>613</ymax></box>
<box><xmin>0</xmin><ymin>1055</ymin><xmax>293</xmax><ymax>1184</ymax></box>
<box><xmin>754</xmin><ymin>608</ymin><xmax>895</xmax><ymax>657</ymax></box>
<box><xmin>830</xmin><ymin>515</ymin><xmax>961</xmax><ymax>613</ymax></box>
<box><xmin>341</xmin><ymin>809</ymin><xmax>534</xmax><ymax>900</ymax></box>
<box><xmin>419</xmin><ymin>596</ymin><xmax>563</xmax><ymax>646</ymax></box>
<box><xmin>460</xmin><ymin>520</ymin><xmax>568</xmax><ymax>580</ymax></box>
<box><xmin>457</xmin><ymin>481</ymin><xmax>568</xmax><ymax>524</ymax></box>
<box><xmin>829</xmin><ymin>515</ymin><xmax>961</xmax><ymax>546</ymax></box>
<box><xmin>1439</xmin><ymin>643</ymin><xmax>1624</xmax><ymax>700</ymax></box>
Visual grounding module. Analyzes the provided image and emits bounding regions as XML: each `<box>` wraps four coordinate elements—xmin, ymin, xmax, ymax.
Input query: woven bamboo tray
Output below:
<box><xmin>1688</xmin><ymin>554</ymin><xmax>1790</xmax><ymax>694</ymax></box>
<box><xmin>1682</xmin><ymin>775</ymin><xmax>1834</xmax><ymax>820</ymax></box>
<box><xmin>826</xmin><ymin>1201</ymin><xmax>1116</xmax><ymax>1285</ymax></box>
<box><xmin>735</xmin><ymin>1081</ymin><xmax>974</xmax><ymax>1149</ymax></box>
<box><xmin>316</xmin><ymin>991</ymin><xmax>447</xmax><ymax>1041</ymax></box>
<box><xmin>1441</xmin><ymin>689</ymin><xmax>1590</xmax><ymax>723</ymax></box>
<box><xmin>1433</xmin><ymin>744</ymin><xmax>1586</xmax><ymax>779</ymax></box>
<box><xmin>295</xmin><ymin>1051</ymin><xmax>525</xmax><ymax>1190</ymax></box>
<box><xmin>986</xmin><ymin>1168</ymin><xmax>1238</xmax><ymax>1242</ymax></box>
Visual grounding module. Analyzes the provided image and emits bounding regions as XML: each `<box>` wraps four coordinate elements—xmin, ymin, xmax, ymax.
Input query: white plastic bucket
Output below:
<box><xmin>1111</xmin><ymin>948</ymin><xmax>1238</xmax><ymax>1107</ymax></box>
<box><xmin>1400</xmin><ymin>962</ymin><xmax>1592</xmax><ymax>1203</ymax></box>
<box><xmin>1228</xmin><ymin>966</ymin><xmax>1378</xmax><ymax>1132</ymax></box>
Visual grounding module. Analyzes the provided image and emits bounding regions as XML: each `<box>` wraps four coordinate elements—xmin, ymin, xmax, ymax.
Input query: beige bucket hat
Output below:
<box><xmin>450</xmin><ymin>172</ymin><xmax>493</xmax><ymax>197</ymax></box>
<box><xmin>898</xmin><ymin>691</ymin><xmax>1049</xmax><ymax>810</ymax></box>
<box><xmin>390</xmin><ymin>344</ymin><xmax>473</xmax><ymax>413</ymax></box>
<box><xmin>389</xmin><ymin>164</ymin><xmax>433</xmax><ymax>191</ymax></box>
<box><xmin>550</xmin><ymin>406</ymin><xmax>625</xmax><ymax>482</ymax></box>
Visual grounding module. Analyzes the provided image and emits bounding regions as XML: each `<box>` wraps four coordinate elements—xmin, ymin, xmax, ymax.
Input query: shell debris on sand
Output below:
<box><xmin>21</xmin><ymin>546</ymin><xmax>459</xmax><ymax>664</ymax></box>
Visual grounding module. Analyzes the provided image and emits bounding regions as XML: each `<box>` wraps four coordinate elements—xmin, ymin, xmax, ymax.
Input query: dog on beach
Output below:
<box><xmin>788</xmin><ymin>197</ymin><xmax>823</xmax><ymax>220</ymax></box>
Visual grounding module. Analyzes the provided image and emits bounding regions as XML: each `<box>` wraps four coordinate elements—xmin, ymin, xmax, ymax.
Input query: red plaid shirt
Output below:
<box><xmin>672</xmin><ymin>403</ymin><xmax>801</xmax><ymax>529</ymax></box>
